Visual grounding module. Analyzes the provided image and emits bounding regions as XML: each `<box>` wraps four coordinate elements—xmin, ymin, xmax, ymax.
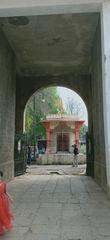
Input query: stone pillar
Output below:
<box><xmin>86</xmin><ymin>108</ymin><xmax>94</xmax><ymax>178</ymax></box>
<box><xmin>46</xmin><ymin>129</ymin><xmax>51</xmax><ymax>153</ymax></box>
<box><xmin>15</xmin><ymin>77</ymin><xmax>25</xmax><ymax>134</ymax></box>
<box><xmin>44</xmin><ymin>122</ymin><xmax>51</xmax><ymax>153</ymax></box>
<box><xmin>76</xmin><ymin>130</ymin><xmax>79</xmax><ymax>145</ymax></box>
<box><xmin>15</xmin><ymin>107</ymin><xmax>24</xmax><ymax>134</ymax></box>
<box><xmin>101</xmin><ymin>2</ymin><xmax>110</xmax><ymax>194</ymax></box>
<box><xmin>0</xmin><ymin>31</ymin><xmax>16</xmax><ymax>180</ymax></box>
<box><xmin>73</xmin><ymin>129</ymin><xmax>76</xmax><ymax>145</ymax></box>
<box><xmin>75</xmin><ymin>122</ymin><xmax>84</xmax><ymax>147</ymax></box>
<box><xmin>74</xmin><ymin>129</ymin><xmax>79</xmax><ymax>145</ymax></box>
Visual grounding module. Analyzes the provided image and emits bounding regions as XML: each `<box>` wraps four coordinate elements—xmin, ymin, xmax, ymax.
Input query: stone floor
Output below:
<box><xmin>1</xmin><ymin>166</ymin><xmax>110</xmax><ymax>240</ymax></box>
<box><xmin>26</xmin><ymin>164</ymin><xmax>86</xmax><ymax>175</ymax></box>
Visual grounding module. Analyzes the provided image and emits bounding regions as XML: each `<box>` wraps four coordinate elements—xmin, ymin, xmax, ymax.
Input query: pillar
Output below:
<box><xmin>0</xmin><ymin>31</ymin><xmax>16</xmax><ymax>180</ymax></box>
<box><xmin>46</xmin><ymin>129</ymin><xmax>51</xmax><ymax>153</ymax></box>
<box><xmin>75</xmin><ymin>130</ymin><xmax>79</xmax><ymax>145</ymax></box>
<box><xmin>101</xmin><ymin>1</ymin><xmax>110</xmax><ymax>194</ymax></box>
<box><xmin>74</xmin><ymin>128</ymin><xmax>79</xmax><ymax>145</ymax></box>
<box><xmin>15</xmin><ymin>77</ymin><xmax>25</xmax><ymax>134</ymax></box>
<box><xmin>73</xmin><ymin>129</ymin><xmax>76</xmax><ymax>145</ymax></box>
<box><xmin>75</xmin><ymin>122</ymin><xmax>84</xmax><ymax>147</ymax></box>
<box><xmin>86</xmin><ymin>105</ymin><xmax>94</xmax><ymax>178</ymax></box>
<box><xmin>44</xmin><ymin>122</ymin><xmax>51</xmax><ymax>153</ymax></box>
<box><xmin>15</xmin><ymin>107</ymin><xmax>24</xmax><ymax>134</ymax></box>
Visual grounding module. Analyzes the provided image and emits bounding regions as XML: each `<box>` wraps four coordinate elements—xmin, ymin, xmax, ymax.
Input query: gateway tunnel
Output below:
<box><xmin>0</xmin><ymin>1</ymin><xmax>110</xmax><ymax>195</ymax></box>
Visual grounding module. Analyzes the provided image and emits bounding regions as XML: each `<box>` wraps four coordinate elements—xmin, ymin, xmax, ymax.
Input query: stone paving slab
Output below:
<box><xmin>26</xmin><ymin>164</ymin><xmax>86</xmax><ymax>176</ymax></box>
<box><xmin>1</xmin><ymin>168</ymin><xmax>110</xmax><ymax>240</ymax></box>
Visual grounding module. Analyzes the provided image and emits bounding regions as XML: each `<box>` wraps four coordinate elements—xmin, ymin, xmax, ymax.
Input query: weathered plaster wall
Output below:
<box><xmin>91</xmin><ymin>19</ymin><xmax>107</xmax><ymax>190</ymax></box>
<box><xmin>0</xmin><ymin>30</ymin><xmax>16</xmax><ymax>180</ymax></box>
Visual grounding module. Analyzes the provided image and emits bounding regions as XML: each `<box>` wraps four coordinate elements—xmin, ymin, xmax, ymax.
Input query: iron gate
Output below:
<box><xmin>14</xmin><ymin>133</ymin><xmax>27</xmax><ymax>176</ymax></box>
<box><xmin>86</xmin><ymin>131</ymin><xmax>94</xmax><ymax>177</ymax></box>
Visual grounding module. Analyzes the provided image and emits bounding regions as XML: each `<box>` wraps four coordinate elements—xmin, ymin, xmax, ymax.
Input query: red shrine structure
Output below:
<box><xmin>42</xmin><ymin>114</ymin><xmax>84</xmax><ymax>153</ymax></box>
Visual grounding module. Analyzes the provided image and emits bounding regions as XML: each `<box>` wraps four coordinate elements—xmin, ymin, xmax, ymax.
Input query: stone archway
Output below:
<box><xmin>18</xmin><ymin>81</ymin><xmax>91</xmax><ymax>173</ymax></box>
<box><xmin>0</xmin><ymin>1</ymin><xmax>109</xmax><ymax>195</ymax></box>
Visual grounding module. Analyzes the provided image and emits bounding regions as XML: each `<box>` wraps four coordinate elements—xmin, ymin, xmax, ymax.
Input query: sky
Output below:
<box><xmin>57</xmin><ymin>87</ymin><xmax>88</xmax><ymax>125</ymax></box>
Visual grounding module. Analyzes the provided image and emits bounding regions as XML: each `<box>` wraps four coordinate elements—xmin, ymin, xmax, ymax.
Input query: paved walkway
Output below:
<box><xmin>1</xmin><ymin>167</ymin><xmax>110</xmax><ymax>240</ymax></box>
<box><xmin>26</xmin><ymin>164</ymin><xmax>86</xmax><ymax>175</ymax></box>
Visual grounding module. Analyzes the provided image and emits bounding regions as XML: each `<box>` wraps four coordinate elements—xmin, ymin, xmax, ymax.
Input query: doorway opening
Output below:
<box><xmin>57</xmin><ymin>132</ymin><xmax>69</xmax><ymax>152</ymax></box>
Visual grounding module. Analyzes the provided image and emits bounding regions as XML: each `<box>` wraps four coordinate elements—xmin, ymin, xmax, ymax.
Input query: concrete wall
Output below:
<box><xmin>0</xmin><ymin>30</ymin><xmax>16</xmax><ymax>180</ymax></box>
<box><xmin>0</xmin><ymin>0</ymin><xmax>104</xmax><ymax>18</ymax></box>
<box><xmin>101</xmin><ymin>1</ymin><xmax>110</xmax><ymax>195</ymax></box>
<box><xmin>91</xmin><ymin>19</ymin><xmax>107</xmax><ymax>190</ymax></box>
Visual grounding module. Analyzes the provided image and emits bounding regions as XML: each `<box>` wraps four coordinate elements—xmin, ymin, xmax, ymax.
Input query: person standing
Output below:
<box><xmin>72</xmin><ymin>144</ymin><xmax>79</xmax><ymax>167</ymax></box>
<box><xmin>0</xmin><ymin>171</ymin><xmax>13</xmax><ymax>235</ymax></box>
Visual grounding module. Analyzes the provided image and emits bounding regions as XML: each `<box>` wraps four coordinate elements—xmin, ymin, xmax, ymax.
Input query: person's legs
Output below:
<box><xmin>72</xmin><ymin>155</ymin><xmax>75</xmax><ymax>167</ymax></box>
<box><xmin>75</xmin><ymin>155</ymin><xmax>78</xmax><ymax>167</ymax></box>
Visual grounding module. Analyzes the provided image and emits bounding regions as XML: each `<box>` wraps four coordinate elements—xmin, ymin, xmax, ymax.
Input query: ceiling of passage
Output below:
<box><xmin>1</xmin><ymin>13</ymin><xmax>99</xmax><ymax>76</ymax></box>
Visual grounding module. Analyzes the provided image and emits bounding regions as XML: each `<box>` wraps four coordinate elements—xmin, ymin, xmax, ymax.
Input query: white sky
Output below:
<box><xmin>57</xmin><ymin>87</ymin><xmax>88</xmax><ymax>125</ymax></box>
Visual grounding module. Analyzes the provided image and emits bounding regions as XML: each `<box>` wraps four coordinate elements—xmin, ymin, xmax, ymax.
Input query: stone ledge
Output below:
<box><xmin>37</xmin><ymin>153</ymin><xmax>86</xmax><ymax>165</ymax></box>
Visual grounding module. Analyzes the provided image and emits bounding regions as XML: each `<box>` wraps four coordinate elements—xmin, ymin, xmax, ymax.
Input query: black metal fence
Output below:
<box><xmin>14</xmin><ymin>133</ymin><xmax>27</xmax><ymax>176</ymax></box>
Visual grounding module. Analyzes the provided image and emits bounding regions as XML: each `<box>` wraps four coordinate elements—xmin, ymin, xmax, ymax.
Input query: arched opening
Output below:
<box><xmin>11</xmin><ymin>9</ymin><xmax>107</xmax><ymax>191</ymax></box>
<box><xmin>0</xmin><ymin>5</ymin><xmax>109</xmax><ymax>238</ymax></box>
<box><xmin>23</xmin><ymin>86</ymin><xmax>88</xmax><ymax>175</ymax></box>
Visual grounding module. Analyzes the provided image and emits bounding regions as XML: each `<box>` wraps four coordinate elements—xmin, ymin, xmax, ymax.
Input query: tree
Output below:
<box><xmin>66</xmin><ymin>97</ymin><xmax>82</xmax><ymax>115</ymax></box>
<box><xmin>79</xmin><ymin>124</ymin><xmax>88</xmax><ymax>142</ymax></box>
<box><xmin>25</xmin><ymin>87</ymin><xmax>64</xmax><ymax>144</ymax></box>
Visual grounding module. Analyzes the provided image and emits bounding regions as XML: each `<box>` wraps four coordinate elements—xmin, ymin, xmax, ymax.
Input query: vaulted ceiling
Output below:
<box><xmin>1</xmin><ymin>13</ymin><xmax>99</xmax><ymax>76</ymax></box>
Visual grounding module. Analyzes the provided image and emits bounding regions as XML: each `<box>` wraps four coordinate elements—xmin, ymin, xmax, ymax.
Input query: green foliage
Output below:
<box><xmin>25</xmin><ymin>87</ymin><xmax>64</xmax><ymax>144</ymax></box>
<box><xmin>80</xmin><ymin>144</ymin><xmax>86</xmax><ymax>155</ymax></box>
<box><xmin>79</xmin><ymin>125</ymin><xmax>88</xmax><ymax>156</ymax></box>
<box><xmin>79</xmin><ymin>124</ymin><xmax>88</xmax><ymax>141</ymax></box>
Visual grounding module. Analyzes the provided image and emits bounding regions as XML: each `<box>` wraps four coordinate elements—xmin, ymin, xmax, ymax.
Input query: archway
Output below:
<box><xmin>23</xmin><ymin>86</ymin><xmax>88</xmax><ymax>172</ymax></box>
<box><xmin>0</xmin><ymin>4</ymin><xmax>108</xmax><ymax>193</ymax></box>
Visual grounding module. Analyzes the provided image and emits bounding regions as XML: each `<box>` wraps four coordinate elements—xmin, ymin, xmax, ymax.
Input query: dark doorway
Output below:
<box><xmin>57</xmin><ymin>132</ymin><xmax>69</xmax><ymax>152</ymax></box>
<box><xmin>38</xmin><ymin>140</ymin><xmax>46</xmax><ymax>154</ymax></box>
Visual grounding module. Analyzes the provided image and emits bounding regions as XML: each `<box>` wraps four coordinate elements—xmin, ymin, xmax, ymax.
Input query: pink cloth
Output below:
<box><xmin>0</xmin><ymin>182</ymin><xmax>13</xmax><ymax>235</ymax></box>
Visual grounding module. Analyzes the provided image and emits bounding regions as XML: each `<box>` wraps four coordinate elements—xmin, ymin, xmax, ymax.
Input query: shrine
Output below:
<box><xmin>42</xmin><ymin>114</ymin><xmax>84</xmax><ymax>154</ymax></box>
